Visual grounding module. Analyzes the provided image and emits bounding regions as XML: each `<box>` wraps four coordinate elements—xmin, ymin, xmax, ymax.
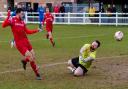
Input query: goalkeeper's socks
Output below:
<box><xmin>30</xmin><ymin>61</ymin><xmax>40</xmax><ymax>77</ymax></box>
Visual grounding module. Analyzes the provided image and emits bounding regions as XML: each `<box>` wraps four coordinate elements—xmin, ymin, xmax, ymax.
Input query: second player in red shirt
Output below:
<box><xmin>43</xmin><ymin>7</ymin><xmax>55</xmax><ymax>47</ymax></box>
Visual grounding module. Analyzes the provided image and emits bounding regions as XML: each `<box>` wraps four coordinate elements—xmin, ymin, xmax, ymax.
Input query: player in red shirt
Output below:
<box><xmin>43</xmin><ymin>7</ymin><xmax>55</xmax><ymax>47</ymax></box>
<box><xmin>2</xmin><ymin>8</ymin><xmax>42</xmax><ymax>80</ymax></box>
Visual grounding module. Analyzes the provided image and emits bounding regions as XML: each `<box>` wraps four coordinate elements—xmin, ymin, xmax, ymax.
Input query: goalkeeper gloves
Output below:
<box><xmin>79</xmin><ymin>56</ymin><xmax>94</xmax><ymax>63</ymax></box>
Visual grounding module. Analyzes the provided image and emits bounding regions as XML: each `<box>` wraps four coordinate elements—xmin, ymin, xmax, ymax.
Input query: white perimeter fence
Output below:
<box><xmin>0</xmin><ymin>12</ymin><xmax>128</xmax><ymax>26</ymax></box>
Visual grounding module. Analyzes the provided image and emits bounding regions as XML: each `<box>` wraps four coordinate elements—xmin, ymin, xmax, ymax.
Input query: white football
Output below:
<box><xmin>114</xmin><ymin>31</ymin><xmax>124</xmax><ymax>41</ymax></box>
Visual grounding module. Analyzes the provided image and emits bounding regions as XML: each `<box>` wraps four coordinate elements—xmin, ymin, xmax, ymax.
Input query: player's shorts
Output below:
<box><xmin>16</xmin><ymin>39</ymin><xmax>32</xmax><ymax>56</ymax></box>
<box><xmin>71</xmin><ymin>57</ymin><xmax>88</xmax><ymax>74</ymax></box>
<box><xmin>39</xmin><ymin>17</ymin><xmax>44</xmax><ymax>22</ymax></box>
<box><xmin>46</xmin><ymin>24</ymin><xmax>53</xmax><ymax>32</ymax></box>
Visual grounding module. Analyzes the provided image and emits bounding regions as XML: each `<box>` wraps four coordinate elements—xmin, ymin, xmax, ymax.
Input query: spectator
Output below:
<box><xmin>54</xmin><ymin>4</ymin><xmax>60</xmax><ymax>22</ymax></box>
<box><xmin>101</xmin><ymin>6</ymin><xmax>105</xmax><ymax>13</ymax></box>
<box><xmin>60</xmin><ymin>3</ymin><xmax>65</xmax><ymax>22</ymax></box>
<box><xmin>87</xmin><ymin>5</ymin><xmax>96</xmax><ymax>22</ymax></box>
<box><xmin>112</xmin><ymin>4</ymin><xmax>116</xmax><ymax>13</ymax></box>
<box><xmin>122</xmin><ymin>5</ymin><xmax>128</xmax><ymax>17</ymax></box>
<box><xmin>88</xmin><ymin>5</ymin><xmax>96</xmax><ymax>17</ymax></box>
<box><xmin>22</xmin><ymin>5</ymin><xmax>26</xmax><ymax>11</ymax></box>
<box><xmin>122</xmin><ymin>5</ymin><xmax>128</xmax><ymax>23</ymax></box>
<box><xmin>112</xmin><ymin>4</ymin><xmax>117</xmax><ymax>17</ymax></box>
<box><xmin>106</xmin><ymin>4</ymin><xmax>112</xmax><ymax>23</ymax></box>
<box><xmin>106</xmin><ymin>4</ymin><xmax>112</xmax><ymax>16</ymax></box>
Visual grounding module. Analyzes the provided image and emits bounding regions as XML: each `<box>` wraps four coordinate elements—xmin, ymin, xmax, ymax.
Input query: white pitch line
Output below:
<box><xmin>0</xmin><ymin>55</ymin><xmax>128</xmax><ymax>75</ymax></box>
<box><xmin>0</xmin><ymin>34</ymin><xmax>107</xmax><ymax>43</ymax></box>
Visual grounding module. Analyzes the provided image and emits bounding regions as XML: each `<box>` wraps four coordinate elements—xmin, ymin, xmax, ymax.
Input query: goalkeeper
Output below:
<box><xmin>67</xmin><ymin>40</ymin><xmax>101</xmax><ymax>76</ymax></box>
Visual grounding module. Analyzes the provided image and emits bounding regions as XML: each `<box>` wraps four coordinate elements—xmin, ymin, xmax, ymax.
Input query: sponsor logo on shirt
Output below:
<box><xmin>15</xmin><ymin>23</ymin><xmax>24</xmax><ymax>27</ymax></box>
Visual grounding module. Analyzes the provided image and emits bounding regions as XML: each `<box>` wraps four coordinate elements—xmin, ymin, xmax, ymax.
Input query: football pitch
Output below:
<box><xmin>0</xmin><ymin>24</ymin><xmax>128</xmax><ymax>89</ymax></box>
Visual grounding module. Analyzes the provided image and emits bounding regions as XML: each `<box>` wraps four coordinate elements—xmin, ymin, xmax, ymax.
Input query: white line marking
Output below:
<box><xmin>0</xmin><ymin>55</ymin><xmax>128</xmax><ymax>75</ymax></box>
<box><xmin>0</xmin><ymin>34</ymin><xmax>107</xmax><ymax>43</ymax></box>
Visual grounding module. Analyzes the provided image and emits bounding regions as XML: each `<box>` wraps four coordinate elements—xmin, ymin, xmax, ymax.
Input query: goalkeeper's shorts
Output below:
<box><xmin>71</xmin><ymin>57</ymin><xmax>88</xmax><ymax>74</ymax></box>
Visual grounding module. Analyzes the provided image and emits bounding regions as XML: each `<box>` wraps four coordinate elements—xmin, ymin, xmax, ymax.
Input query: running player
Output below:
<box><xmin>2</xmin><ymin>8</ymin><xmax>42</xmax><ymax>80</ymax></box>
<box><xmin>38</xmin><ymin>4</ymin><xmax>45</xmax><ymax>29</ymax></box>
<box><xmin>43</xmin><ymin>7</ymin><xmax>55</xmax><ymax>47</ymax></box>
<box><xmin>67</xmin><ymin>40</ymin><xmax>101</xmax><ymax>76</ymax></box>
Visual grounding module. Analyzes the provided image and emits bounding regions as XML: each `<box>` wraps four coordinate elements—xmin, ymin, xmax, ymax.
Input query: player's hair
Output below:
<box><xmin>16</xmin><ymin>8</ymin><xmax>23</xmax><ymax>14</ymax></box>
<box><xmin>95</xmin><ymin>40</ymin><xmax>101</xmax><ymax>48</ymax></box>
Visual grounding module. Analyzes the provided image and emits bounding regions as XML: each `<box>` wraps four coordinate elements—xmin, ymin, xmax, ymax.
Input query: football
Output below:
<box><xmin>114</xmin><ymin>31</ymin><xmax>124</xmax><ymax>41</ymax></box>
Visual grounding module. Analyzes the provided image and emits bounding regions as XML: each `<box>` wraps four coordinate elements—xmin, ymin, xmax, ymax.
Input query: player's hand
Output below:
<box><xmin>7</xmin><ymin>10</ymin><xmax>11</xmax><ymax>18</ymax></box>
<box><xmin>38</xmin><ymin>28</ymin><xmax>43</xmax><ymax>32</ymax></box>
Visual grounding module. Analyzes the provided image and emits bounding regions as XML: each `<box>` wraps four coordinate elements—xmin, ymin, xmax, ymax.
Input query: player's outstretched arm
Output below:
<box><xmin>24</xmin><ymin>26</ymin><xmax>42</xmax><ymax>34</ymax></box>
<box><xmin>2</xmin><ymin>10</ymin><xmax>11</xmax><ymax>28</ymax></box>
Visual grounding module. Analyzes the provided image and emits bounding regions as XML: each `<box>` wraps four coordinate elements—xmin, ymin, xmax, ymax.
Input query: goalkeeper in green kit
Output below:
<box><xmin>67</xmin><ymin>40</ymin><xmax>101</xmax><ymax>76</ymax></box>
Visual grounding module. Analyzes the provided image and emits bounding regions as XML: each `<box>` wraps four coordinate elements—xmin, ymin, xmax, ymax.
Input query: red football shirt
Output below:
<box><xmin>2</xmin><ymin>17</ymin><xmax>38</xmax><ymax>42</ymax></box>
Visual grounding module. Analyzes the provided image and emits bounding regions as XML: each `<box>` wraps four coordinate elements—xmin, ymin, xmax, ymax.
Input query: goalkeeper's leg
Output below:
<box><xmin>67</xmin><ymin>57</ymin><xmax>79</xmax><ymax>73</ymax></box>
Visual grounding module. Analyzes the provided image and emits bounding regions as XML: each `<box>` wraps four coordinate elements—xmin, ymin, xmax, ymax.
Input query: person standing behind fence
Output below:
<box><xmin>122</xmin><ymin>5</ymin><xmax>128</xmax><ymax>23</ymax></box>
<box><xmin>106</xmin><ymin>4</ymin><xmax>112</xmax><ymax>23</ymax></box>
<box><xmin>87</xmin><ymin>5</ymin><xmax>96</xmax><ymax>22</ymax></box>
<box><xmin>59</xmin><ymin>4</ymin><xmax>65</xmax><ymax>22</ymax></box>
<box><xmin>111</xmin><ymin>5</ymin><xmax>117</xmax><ymax>23</ymax></box>
<box><xmin>54</xmin><ymin>4</ymin><xmax>60</xmax><ymax>22</ymax></box>
<box><xmin>38</xmin><ymin>4</ymin><xmax>45</xmax><ymax>29</ymax></box>
<box><xmin>112</xmin><ymin>5</ymin><xmax>116</xmax><ymax>16</ymax></box>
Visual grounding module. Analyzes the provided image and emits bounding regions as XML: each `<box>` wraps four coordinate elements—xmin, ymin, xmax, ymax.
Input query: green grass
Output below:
<box><xmin>0</xmin><ymin>24</ymin><xmax>128</xmax><ymax>89</ymax></box>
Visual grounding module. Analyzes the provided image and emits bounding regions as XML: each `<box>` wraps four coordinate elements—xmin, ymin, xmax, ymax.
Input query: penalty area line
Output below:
<box><xmin>0</xmin><ymin>55</ymin><xmax>128</xmax><ymax>75</ymax></box>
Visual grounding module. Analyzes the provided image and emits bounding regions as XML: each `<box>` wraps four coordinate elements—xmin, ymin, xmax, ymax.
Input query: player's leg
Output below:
<box><xmin>39</xmin><ymin>17</ymin><xmax>43</xmax><ymax>29</ymax></box>
<box><xmin>29</xmin><ymin>49</ymin><xmax>42</xmax><ymax>80</ymax></box>
<box><xmin>48</xmin><ymin>31</ymin><xmax>55</xmax><ymax>47</ymax></box>
<box><xmin>67</xmin><ymin>57</ymin><xmax>79</xmax><ymax>73</ymax></box>
<box><xmin>74</xmin><ymin>65</ymin><xmax>88</xmax><ymax>77</ymax></box>
<box><xmin>16</xmin><ymin>45</ymin><xmax>29</xmax><ymax>70</ymax></box>
<box><xmin>46</xmin><ymin>32</ymin><xmax>49</xmax><ymax>39</ymax></box>
<box><xmin>74</xmin><ymin>67</ymin><xmax>84</xmax><ymax>76</ymax></box>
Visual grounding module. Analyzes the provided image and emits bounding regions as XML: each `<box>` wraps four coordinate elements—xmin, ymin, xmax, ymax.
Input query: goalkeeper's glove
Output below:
<box><xmin>79</xmin><ymin>56</ymin><xmax>94</xmax><ymax>63</ymax></box>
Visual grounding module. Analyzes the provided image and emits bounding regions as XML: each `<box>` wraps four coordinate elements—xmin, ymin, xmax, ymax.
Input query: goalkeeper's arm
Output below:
<box><xmin>79</xmin><ymin>56</ymin><xmax>94</xmax><ymax>63</ymax></box>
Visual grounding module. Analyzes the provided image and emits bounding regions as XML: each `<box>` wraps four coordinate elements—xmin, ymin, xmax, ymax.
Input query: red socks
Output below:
<box><xmin>24</xmin><ymin>57</ymin><xmax>30</xmax><ymax>63</ymax></box>
<box><xmin>46</xmin><ymin>34</ymin><xmax>49</xmax><ymax>39</ymax></box>
<box><xmin>50</xmin><ymin>38</ymin><xmax>54</xmax><ymax>46</ymax></box>
<box><xmin>30</xmin><ymin>61</ymin><xmax>39</xmax><ymax>76</ymax></box>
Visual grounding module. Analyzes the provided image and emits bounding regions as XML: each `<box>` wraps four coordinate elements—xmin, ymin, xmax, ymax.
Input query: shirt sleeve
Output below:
<box><xmin>24</xmin><ymin>25</ymin><xmax>38</xmax><ymax>34</ymax></box>
<box><xmin>89</xmin><ymin>51</ymin><xmax>96</xmax><ymax>59</ymax></box>
<box><xmin>2</xmin><ymin>17</ymin><xmax>12</xmax><ymax>28</ymax></box>
<box><xmin>80</xmin><ymin>44</ymin><xmax>88</xmax><ymax>54</ymax></box>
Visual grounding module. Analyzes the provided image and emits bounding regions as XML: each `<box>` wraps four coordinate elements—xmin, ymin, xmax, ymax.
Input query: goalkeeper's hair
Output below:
<box><xmin>95</xmin><ymin>40</ymin><xmax>101</xmax><ymax>48</ymax></box>
<box><xmin>16</xmin><ymin>8</ymin><xmax>23</xmax><ymax>14</ymax></box>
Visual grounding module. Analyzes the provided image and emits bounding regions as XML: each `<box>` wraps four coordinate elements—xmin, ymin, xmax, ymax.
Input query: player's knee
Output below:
<box><xmin>30</xmin><ymin>49</ymin><xmax>36</xmax><ymax>59</ymax></box>
<box><xmin>74</xmin><ymin>67</ymin><xmax>84</xmax><ymax>76</ymax></box>
<box><xmin>74</xmin><ymin>70</ymin><xmax>83</xmax><ymax>76</ymax></box>
<box><xmin>25</xmin><ymin>51</ymin><xmax>33</xmax><ymax>61</ymax></box>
